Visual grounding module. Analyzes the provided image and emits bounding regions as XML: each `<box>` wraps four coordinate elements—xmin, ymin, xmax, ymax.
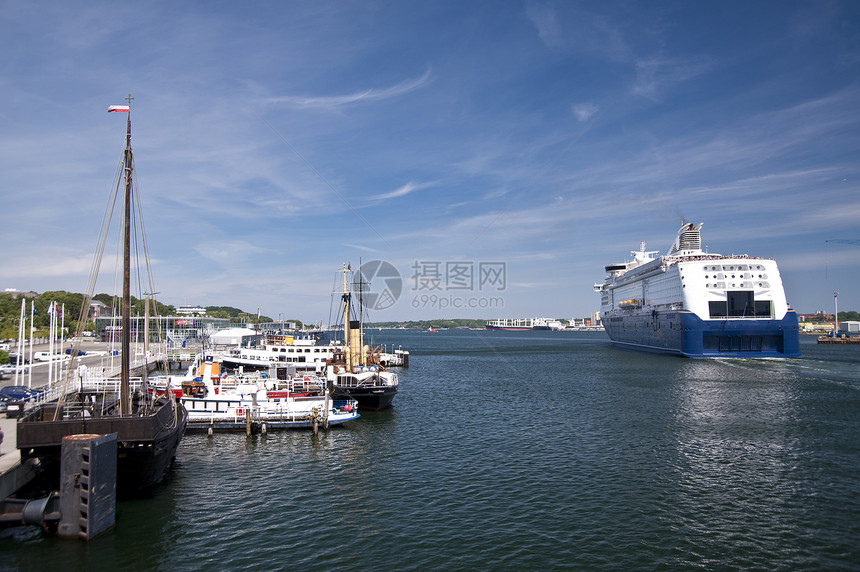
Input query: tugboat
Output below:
<box><xmin>16</xmin><ymin>96</ymin><xmax>187</xmax><ymax>496</ymax></box>
<box><xmin>327</xmin><ymin>265</ymin><xmax>399</xmax><ymax>411</ymax></box>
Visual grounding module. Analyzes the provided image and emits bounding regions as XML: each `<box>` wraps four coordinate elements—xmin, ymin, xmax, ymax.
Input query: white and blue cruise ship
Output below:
<box><xmin>594</xmin><ymin>223</ymin><xmax>800</xmax><ymax>358</ymax></box>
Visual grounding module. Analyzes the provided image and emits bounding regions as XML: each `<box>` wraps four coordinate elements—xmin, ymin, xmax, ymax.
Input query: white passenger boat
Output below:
<box><xmin>217</xmin><ymin>334</ymin><xmax>339</xmax><ymax>374</ymax></box>
<box><xmin>594</xmin><ymin>223</ymin><xmax>801</xmax><ymax>358</ymax></box>
<box><xmin>152</xmin><ymin>356</ymin><xmax>358</xmax><ymax>431</ymax></box>
<box><xmin>485</xmin><ymin>317</ymin><xmax>563</xmax><ymax>331</ymax></box>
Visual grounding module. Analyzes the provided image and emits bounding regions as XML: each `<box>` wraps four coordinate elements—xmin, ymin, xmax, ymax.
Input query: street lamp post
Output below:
<box><xmin>834</xmin><ymin>292</ymin><xmax>839</xmax><ymax>337</ymax></box>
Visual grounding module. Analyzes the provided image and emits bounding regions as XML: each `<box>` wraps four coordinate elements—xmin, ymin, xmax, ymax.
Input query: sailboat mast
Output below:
<box><xmin>120</xmin><ymin>96</ymin><xmax>133</xmax><ymax>415</ymax></box>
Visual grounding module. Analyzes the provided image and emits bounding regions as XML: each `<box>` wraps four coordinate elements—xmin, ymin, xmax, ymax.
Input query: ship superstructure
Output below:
<box><xmin>594</xmin><ymin>223</ymin><xmax>800</xmax><ymax>357</ymax></box>
<box><xmin>219</xmin><ymin>334</ymin><xmax>338</xmax><ymax>374</ymax></box>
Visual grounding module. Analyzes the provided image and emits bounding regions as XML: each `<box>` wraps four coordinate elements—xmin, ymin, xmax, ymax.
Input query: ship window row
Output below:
<box><xmin>272</xmin><ymin>348</ymin><xmax>326</xmax><ymax>353</ymax></box>
<box><xmin>186</xmin><ymin>400</ymin><xmax>242</xmax><ymax>412</ymax></box>
<box><xmin>703</xmin><ymin>264</ymin><xmax>766</xmax><ymax>272</ymax></box>
<box><xmin>705</xmin><ymin>282</ymin><xmax>770</xmax><ymax>289</ymax></box>
<box><xmin>704</xmin><ymin>273</ymin><xmax>767</xmax><ymax>279</ymax></box>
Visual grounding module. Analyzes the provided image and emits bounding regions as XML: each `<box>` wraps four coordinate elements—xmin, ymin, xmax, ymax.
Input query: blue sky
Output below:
<box><xmin>2</xmin><ymin>0</ymin><xmax>859</xmax><ymax>323</ymax></box>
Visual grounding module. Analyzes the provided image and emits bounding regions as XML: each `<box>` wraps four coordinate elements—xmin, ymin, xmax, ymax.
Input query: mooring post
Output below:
<box><xmin>58</xmin><ymin>433</ymin><xmax>117</xmax><ymax>540</ymax></box>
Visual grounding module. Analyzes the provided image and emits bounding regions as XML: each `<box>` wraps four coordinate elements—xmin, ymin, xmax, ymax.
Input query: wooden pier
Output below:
<box><xmin>817</xmin><ymin>335</ymin><xmax>860</xmax><ymax>344</ymax></box>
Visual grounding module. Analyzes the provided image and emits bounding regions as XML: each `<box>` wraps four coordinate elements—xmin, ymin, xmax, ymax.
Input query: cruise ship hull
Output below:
<box><xmin>604</xmin><ymin>310</ymin><xmax>801</xmax><ymax>358</ymax></box>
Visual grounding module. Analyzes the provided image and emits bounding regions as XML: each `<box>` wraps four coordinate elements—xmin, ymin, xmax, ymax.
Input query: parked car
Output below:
<box><xmin>0</xmin><ymin>364</ymin><xmax>27</xmax><ymax>376</ymax></box>
<box><xmin>0</xmin><ymin>394</ymin><xmax>9</xmax><ymax>414</ymax></box>
<box><xmin>0</xmin><ymin>385</ymin><xmax>38</xmax><ymax>401</ymax></box>
<box><xmin>4</xmin><ymin>399</ymin><xmax>24</xmax><ymax>418</ymax></box>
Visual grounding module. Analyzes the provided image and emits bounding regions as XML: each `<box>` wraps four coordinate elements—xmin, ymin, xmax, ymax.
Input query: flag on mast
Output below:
<box><xmin>108</xmin><ymin>105</ymin><xmax>130</xmax><ymax>112</ymax></box>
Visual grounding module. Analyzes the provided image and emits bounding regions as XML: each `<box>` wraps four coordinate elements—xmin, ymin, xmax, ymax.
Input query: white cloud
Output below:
<box><xmin>525</xmin><ymin>2</ymin><xmax>563</xmax><ymax>49</ymax></box>
<box><xmin>572</xmin><ymin>102</ymin><xmax>599</xmax><ymax>122</ymax></box>
<box><xmin>631</xmin><ymin>55</ymin><xmax>714</xmax><ymax>100</ymax></box>
<box><xmin>342</xmin><ymin>243</ymin><xmax>378</xmax><ymax>253</ymax></box>
<box><xmin>370</xmin><ymin>181</ymin><xmax>435</xmax><ymax>201</ymax></box>
<box><xmin>266</xmin><ymin>69</ymin><xmax>433</xmax><ymax>110</ymax></box>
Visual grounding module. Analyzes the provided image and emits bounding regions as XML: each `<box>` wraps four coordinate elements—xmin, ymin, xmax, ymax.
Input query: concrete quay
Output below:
<box><xmin>0</xmin><ymin>417</ymin><xmax>43</xmax><ymax>499</ymax></box>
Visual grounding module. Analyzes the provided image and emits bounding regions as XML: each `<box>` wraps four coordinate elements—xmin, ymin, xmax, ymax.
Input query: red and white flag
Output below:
<box><xmin>107</xmin><ymin>105</ymin><xmax>130</xmax><ymax>113</ymax></box>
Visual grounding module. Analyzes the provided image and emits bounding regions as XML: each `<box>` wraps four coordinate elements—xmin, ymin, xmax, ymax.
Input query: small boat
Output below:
<box><xmin>378</xmin><ymin>347</ymin><xmax>409</xmax><ymax>368</ymax></box>
<box><xmin>17</xmin><ymin>98</ymin><xmax>187</xmax><ymax>496</ymax></box>
<box><xmin>327</xmin><ymin>265</ymin><xmax>399</xmax><ymax>411</ymax></box>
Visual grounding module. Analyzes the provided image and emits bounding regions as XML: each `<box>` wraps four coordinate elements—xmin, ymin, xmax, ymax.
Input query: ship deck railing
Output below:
<box><xmin>187</xmin><ymin>400</ymin><xmax>354</xmax><ymax>425</ymax></box>
<box><xmin>25</xmin><ymin>376</ymin><xmax>156</xmax><ymax>410</ymax></box>
<box><xmin>335</xmin><ymin>377</ymin><xmax>396</xmax><ymax>389</ymax></box>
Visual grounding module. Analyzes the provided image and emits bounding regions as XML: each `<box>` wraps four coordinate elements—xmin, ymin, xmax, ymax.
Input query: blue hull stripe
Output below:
<box><xmin>604</xmin><ymin>310</ymin><xmax>801</xmax><ymax>358</ymax></box>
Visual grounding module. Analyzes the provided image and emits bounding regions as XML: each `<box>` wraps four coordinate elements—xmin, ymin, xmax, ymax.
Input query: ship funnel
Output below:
<box><xmin>669</xmin><ymin>223</ymin><xmax>703</xmax><ymax>255</ymax></box>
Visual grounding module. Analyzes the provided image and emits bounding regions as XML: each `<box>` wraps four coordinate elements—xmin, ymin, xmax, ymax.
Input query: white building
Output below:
<box><xmin>209</xmin><ymin>327</ymin><xmax>259</xmax><ymax>347</ymax></box>
<box><xmin>176</xmin><ymin>305</ymin><xmax>207</xmax><ymax>316</ymax></box>
<box><xmin>840</xmin><ymin>321</ymin><xmax>860</xmax><ymax>333</ymax></box>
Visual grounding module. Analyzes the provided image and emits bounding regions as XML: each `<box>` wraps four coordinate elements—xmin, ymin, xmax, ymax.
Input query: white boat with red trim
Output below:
<box><xmin>153</xmin><ymin>356</ymin><xmax>358</xmax><ymax>431</ymax></box>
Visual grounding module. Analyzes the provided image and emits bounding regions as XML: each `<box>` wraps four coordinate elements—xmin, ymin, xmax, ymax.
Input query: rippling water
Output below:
<box><xmin>3</xmin><ymin>331</ymin><xmax>859</xmax><ymax>570</ymax></box>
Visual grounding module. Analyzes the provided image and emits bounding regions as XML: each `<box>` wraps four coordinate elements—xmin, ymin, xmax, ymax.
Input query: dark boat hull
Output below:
<box><xmin>331</xmin><ymin>386</ymin><xmax>397</xmax><ymax>411</ymax></box>
<box><xmin>17</xmin><ymin>397</ymin><xmax>188</xmax><ymax>497</ymax></box>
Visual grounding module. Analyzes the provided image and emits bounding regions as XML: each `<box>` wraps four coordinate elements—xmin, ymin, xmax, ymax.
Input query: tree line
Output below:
<box><xmin>0</xmin><ymin>291</ymin><xmax>281</xmax><ymax>340</ymax></box>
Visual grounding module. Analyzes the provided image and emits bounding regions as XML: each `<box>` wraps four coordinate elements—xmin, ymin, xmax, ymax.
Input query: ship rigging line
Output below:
<box><xmin>255</xmin><ymin>111</ymin><xmax>391</xmax><ymax>248</ymax></box>
<box><xmin>56</xmin><ymin>152</ymin><xmax>125</xmax><ymax>413</ymax></box>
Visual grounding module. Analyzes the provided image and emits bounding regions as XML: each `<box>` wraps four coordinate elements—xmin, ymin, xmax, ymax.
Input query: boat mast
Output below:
<box><xmin>342</xmin><ymin>264</ymin><xmax>351</xmax><ymax>371</ymax></box>
<box><xmin>121</xmin><ymin>94</ymin><xmax>133</xmax><ymax>415</ymax></box>
<box><xmin>358</xmin><ymin>260</ymin><xmax>365</xmax><ymax>367</ymax></box>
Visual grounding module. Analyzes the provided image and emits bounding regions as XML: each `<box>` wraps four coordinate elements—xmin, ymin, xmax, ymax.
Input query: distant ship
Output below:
<box><xmin>594</xmin><ymin>223</ymin><xmax>800</xmax><ymax>358</ymax></box>
<box><xmin>485</xmin><ymin>318</ymin><xmax>564</xmax><ymax>331</ymax></box>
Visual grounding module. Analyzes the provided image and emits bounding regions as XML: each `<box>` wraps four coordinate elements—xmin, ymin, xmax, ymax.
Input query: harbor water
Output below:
<box><xmin>2</xmin><ymin>330</ymin><xmax>859</xmax><ymax>570</ymax></box>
